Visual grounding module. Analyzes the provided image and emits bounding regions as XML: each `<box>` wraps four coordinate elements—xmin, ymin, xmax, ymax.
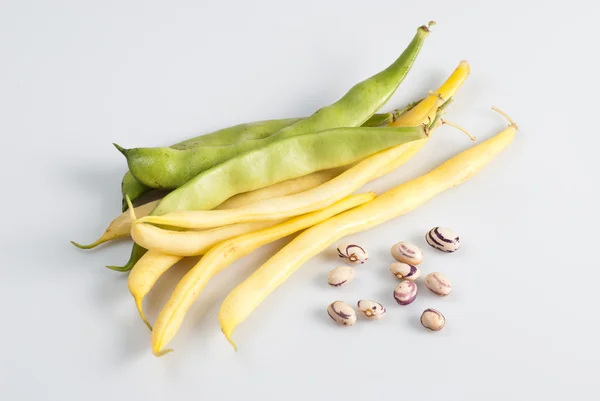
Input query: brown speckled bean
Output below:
<box><xmin>389</xmin><ymin>262</ymin><xmax>420</xmax><ymax>281</ymax></box>
<box><xmin>327</xmin><ymin>301</ymin><xmax>357</xmax><ymax>326</ymax></box>
<box><xmin>424</xmin><ymin>272</ymin><xmax>452</xmax><ymax>296</ymax></box>
<box><xmin>390</xmin><ymin>241</ymin><xmax>423</xmax><ymax>265</ymax></box>
<box><xmin>420</xmin><ymin>309</ymin><xmax>445</xmax><ymax>331</ymax></box>
<box><xmin>393</xmin><ymin>281</ymin><xmax>418</xmax><ymax>305</ymax></box>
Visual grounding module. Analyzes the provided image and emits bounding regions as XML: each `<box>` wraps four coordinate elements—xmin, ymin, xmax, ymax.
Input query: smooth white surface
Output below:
<box><xmin>1</xmin><ymin>1</ymin><xmax>598</xmax><ymax>400</ymax></box>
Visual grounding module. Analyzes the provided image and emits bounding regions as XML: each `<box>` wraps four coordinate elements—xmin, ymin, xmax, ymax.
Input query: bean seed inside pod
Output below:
<box><xmin>327</xmin><ymin>266</ymin><xmax>355</xmax><ymax>287</ymax></box>
<box><xmin>336</xmin><ymin>243</ymin><xmax>368</xmax><ymax>264</ymax></box>
<box><xmin>389</xmin><ymin>262</ymin><xmax>420</xmax><ymax>281</ymax></box>
<box><xmin>426</xmin><ymin>227</ymin><xmax>460</xmax><ymax>253</ymax></box>
<box><xmin>420</xmin><ymin>309</ymin><xmax>446</xmax><ymax>331</ymax></box>
<box><xmin>393</xmin><ymin>281</ymin><xmax>418</xmax><ymax>305</ymax></box>
<box><xmin>357</xmin><ymin>300</ymin><xmax>386</xmax><ymax>320</ymax></box>
<box><xmin>327</xmin><ymin>301</ymin><xmax>357</xmax><ymax>326</ymax></box>
<box><xmin>424</xmin><ymin>272</ymin><xmax>452</xmax><ymax>296</ymax></box>
<box><xmin>390</xmin><ymin>241</ymin><xmax>423</xmax><ymax>265</ymax></box>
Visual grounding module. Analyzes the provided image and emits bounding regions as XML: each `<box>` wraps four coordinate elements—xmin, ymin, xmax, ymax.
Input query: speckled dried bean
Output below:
<box><xmin>327</xmin><ymin>266</ymin><xmax>354</xmax><ymax>287</ymax></box>
<box><xmin>420</xmin><ymin>308</ymin><xmax>445</xmax><ymax>331</ymax></box>
<box><xmin>389</xmin><ymin>262</ymin><xmax>420</xmax><ymax>281</ymax></box>
<box><xmin>393</xmin><ymin>281</ymin><xmax>418</xmax><ymax>305</ymax></box>
<box><xmin>327</xmin><ymin>301</ymin><xmax>357</xmax><ymax>326</ymax></box>
<box><xmin>390</xmin><ymin>241</ymin><xmax>423</xmax><ymax>265</ymax></box>
<box><xmin>357</xmin><ymin>300</ymin><xmax>386</xmax><ymax>320</ymax></box>
<box><xmin>424</xmin><ymin>272</ymin><xmax>452</xmax><ymax>296</ymax></box>
<box><xmin>426</xmin><ymin>227</ymin><xmax>460</xmax><ymax>252</ymax></box>
<box><xmin>336</xmin><ymin>243</ymin><xmax>369</xmax><ymax>264</ymax></box>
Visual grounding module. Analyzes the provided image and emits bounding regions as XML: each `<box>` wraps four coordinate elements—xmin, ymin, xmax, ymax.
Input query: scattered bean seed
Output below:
<box><xmin>420</xmin><ymin>309</ymin><xmax>445</xmax><ymax>331</ymax></box>
<box><xmin>327</xmin><ymin>301</ymin><xmax>357</xmax><ymax>326</ymax></box>
<box><xmin>426</xmin><ymin>227</ymin><xmax>460</xmax><ymax>252</ymax></box>
<box><xmin>393</xmin><ymin>281</ymin><xmax>418</xmax><ymax>305</ymax></box>
<box><xmin>336</xmin><ymin>243</ymin><xmax>369</xmax><ymax>264</ymax></box>
<box><xmin>327</xmin><ymin>266</ymin><xmax>355</xmax><ymax>287</ymax></box>
<box><xmin>424</xmin><ymin>272</ymin><xmax>452</xmax><ymax>296</ymax></box>
<box><xmin>390</xmin><ymin>241</ymin><xmax>423</xmax><ymax>265</ymax></box>
<box><xmin>357</xmin><ymin>300</ymin><xmax>386</xmax><ymax>320</ymax></box>
<box><xmin>389</xmin><ymin>262</ymin><xmax>420</xmax><ymax>281</ymax></box>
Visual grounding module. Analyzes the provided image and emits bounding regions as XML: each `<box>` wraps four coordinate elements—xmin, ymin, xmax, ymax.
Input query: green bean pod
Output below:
<box><xmin>154</xmin><ymin>125</ymin><xmax>427</xmax><ymax>214</ymax></box>
<box><xmin>118</xmin><ymin>25</ymin><xmax>430</xmax><ymax>191</ymax></box>
<box><xmin>120</xmin><ymin>118</ymin><xmax>300</xmax><ymax>210</ymax></box>
<box><xmin>112</xmin><ymin>23</ymin><xmax>431</xmax><ymax>271</ymax></box>
<box><xmin>120</xmin><ymin>102</ymin><xmax>421</xmax><ymax>209</ymax></box>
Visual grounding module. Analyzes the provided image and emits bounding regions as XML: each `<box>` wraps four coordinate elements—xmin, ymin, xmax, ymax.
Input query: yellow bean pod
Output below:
<box><xmin>71</xmin><ymin>168</ymin><xmax>344</xmax><ymax>250</ymax></box>
<box><xmin>131</xmin><ymin>219</ymin><xmax>285</xmax><ymax>256</ymax></box>
<box><xmin>219</xmin><ymin>108</ymin><xmax>518</xmax><ymax>348</ymax></box>
<box><xmin>151</xmin><ymin>192</ymin><xmax>376</xmax><ymax>356</ymax></box>
<box><xmin>128</xmin><ymin>251</ymin><xmax>183</xmax><ymax>330</ymax></box>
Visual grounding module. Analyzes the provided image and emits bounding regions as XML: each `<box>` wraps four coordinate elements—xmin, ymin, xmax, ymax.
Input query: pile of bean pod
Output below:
<box><xmin>327</xmin><ymin>226</ymin><xmax>459</xmax><ymax>331</ymax></box>
<box><xmin>71</xmin><ymin>21</ymin><xmax>519</xmax><ymax>355</ymax></box>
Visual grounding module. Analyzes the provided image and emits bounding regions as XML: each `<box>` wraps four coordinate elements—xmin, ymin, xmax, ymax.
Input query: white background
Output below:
<box><xmin>1</xmin><ymin>1</ymin><xmax>598</xmax><ymax>400</ymax></box>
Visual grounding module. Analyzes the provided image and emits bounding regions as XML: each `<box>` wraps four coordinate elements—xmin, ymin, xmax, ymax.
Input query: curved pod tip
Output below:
<box><xmin>135</xmin><ymin>298</ymin><xmax>153</xmax><ymax>331</ymax></box>
<box><xmin>152</xmin><ymin>348</ymin><xmax>174</xmax><ymax>358</ymax></box>
<box><xmin>222</xmin><ymin>329</ymin><xmax>238</xmax><ymax>351</ymax></box>
<box><xmin>113</xmin><ymin>143</ymin><xmax>128</xmax><ymax>156</ymax></box>
<box><xmin>70</xmin><ymin>239</ymin><xmax>106</xmax><ymax>250</ymax></box>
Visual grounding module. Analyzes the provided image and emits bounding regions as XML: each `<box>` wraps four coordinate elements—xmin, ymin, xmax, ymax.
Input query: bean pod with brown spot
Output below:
<box><xmin>327</xmin><ymin>266</ymin><xmax>355</xmax><ymax>287</ymax></box>
<box><xmin>357</xmin><ymin>300</ymin><xmax>386</xmax><ymax>320</ymax></box>
<box><xmin>336</xmin><ymin>243</ymin><xmax>368</xmax><ymax>264</ymax></box>
<box><xmin>390</xmin><ymin>241</ymin><xmax>423</xmax><ymax>265</ymax></box>
<box><xmin>424</xmin><ymin>272</ymin><xmax>452</xmax><ymax>296</ymax></box>
<box><xmin>426</xmin><ymin>227</ymin><xmax>460</xmax><ymax>252</ymax></box>
<box><xmin>393</xmin><ymin>281</ymin><xmax>418</xmax><ymax>305</ymax></box>
<box><xmin>327</xmin><ymin>301</ymin><xmax>357</xmax><ymax>326</ymax></box>
<box><xmin>420</xmin><ymin>309</ymin><xmax>445</xmax><ymax>331</ymax></box>
<box><xmin>389</xmin><ymin>262</ymin><xmax>420</xmax><ymax>281</ymax></box>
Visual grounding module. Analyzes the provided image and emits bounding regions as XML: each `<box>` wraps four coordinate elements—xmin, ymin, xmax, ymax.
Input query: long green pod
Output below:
<box><xmin>153</xmin><ymin>125</ymin><xmax>427</xmax><ymax>214</ymax></box>
<box><xmin>119</xmin><ymin>107</ymin><xmax>423</xmax><ymax>191</ymax></box>
<box><xmin>120</xmin><ymin>106</ymin><xmax>417</xmax><ymax>209</ymax></box>
<box><xmin>120</xmin><ymin>118</ymin><xmax>300</xmax><ymax>209</ymax></box>
<box><xmin>118</xmin><ymin>25</ymin><xmax>431</xmax><ymax>190</ymax></box>
<box><xmin>112</xmin><ymin>23</ymin><xmax>431</xmax><ymax>271</ymax></box>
